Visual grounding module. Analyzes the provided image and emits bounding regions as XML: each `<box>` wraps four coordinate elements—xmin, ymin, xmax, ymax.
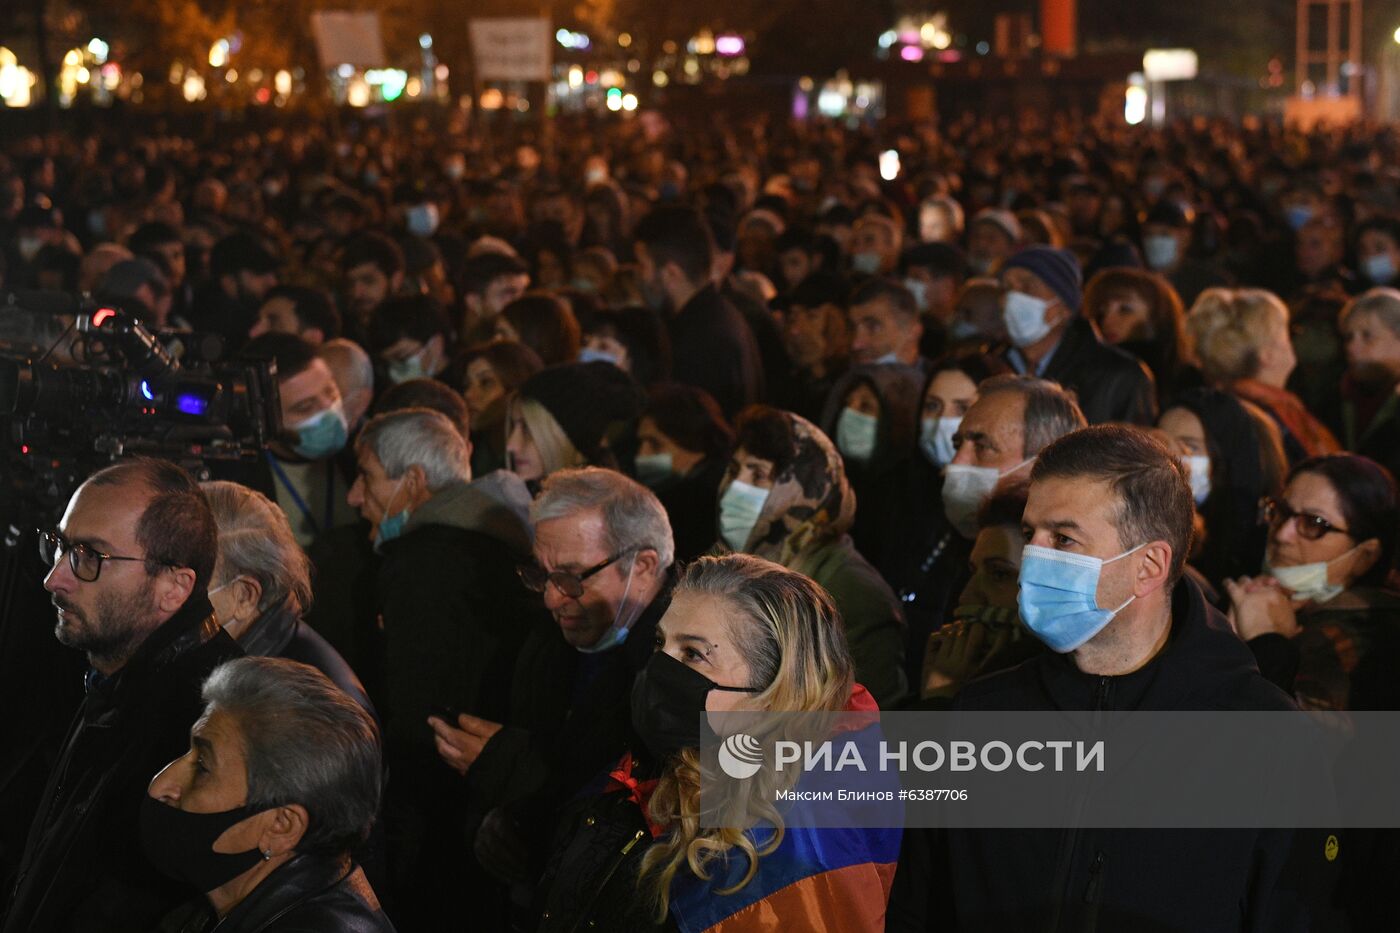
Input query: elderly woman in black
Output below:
<box><xmin>144</xmin><ymin>657</ymin><xmax>393</xmax><ymax>932</ymax></box>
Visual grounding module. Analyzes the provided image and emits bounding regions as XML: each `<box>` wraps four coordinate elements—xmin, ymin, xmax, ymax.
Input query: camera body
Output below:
<box><xmin>0</xmin><ymin>293</ymin><xmax>282</xmax><ymax>536</ymax></box>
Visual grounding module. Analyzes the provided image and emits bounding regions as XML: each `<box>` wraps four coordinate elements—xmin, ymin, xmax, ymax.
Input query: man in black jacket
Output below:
<box><xmin>633</xmin><ymin>205</ymin><xmax>764</xmax><ymax>418</ymax></box>
<box><xmin>4</xmin><ymin>458</ymin><xmax>242</xmax><ymax>933</ymax></box>
<box><xmin>890</xmin><ymin>426</ymin><xmax>1335</xmax><ymax>932</ymax></box>
<box><xmin>428</xmin><ymin>468</ymin><xmax>675</xmax><ymax>902</ymax></box>
<box><xmin>997</xmin><ymin>245</ymin><xmax>1158</xmax><ymax>425</ymax></box>
<box><xmin>346</xmin><ymin>406</ymin><xmax>542</xmax><ymax>930</ymax></box>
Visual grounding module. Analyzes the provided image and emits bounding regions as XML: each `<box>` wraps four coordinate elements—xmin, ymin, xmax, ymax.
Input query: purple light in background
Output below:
<box><xmin>715</xmin><ymin>35</ymin><xmax>745</xmax><ymax>56</ymax></box>
<box><xmin>898</xmin><ymin>30</ymin><xmax>920</xmax><ymax>45</ymax></box>
<box><xmin>900</xmin><ymin>45</ymin><xmax>924</xmax><ymax>62</ymax></box>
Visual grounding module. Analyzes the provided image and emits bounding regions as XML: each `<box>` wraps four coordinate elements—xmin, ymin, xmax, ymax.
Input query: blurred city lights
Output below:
<box><xmin>606</xmin><ymin>86</ymin><xmax>623</xmax><ymax>110</ymax></box>
<box><xmin>556</xmin><ymin>29</ymin><xmax>591</xmax><ymax>50</ymax></box>
<box><xmin>715</xmin><ymin>35</ymin><xmax>746</xmax><ymax>56</ymax></box>
<box><xmin>87</xmin><ymin>38</ymin><xmax>109</xmax><ymax>64</ymax></box>
<box><xmin>346</xmin><ymin>77</ymin><xmax>370</xmax><ymax>107</ymax></box>
<box><xmin>419</xmin><ymin>34</ymin><xmax>433</xmax><ymax>49</ymax></box>
<box><xmin>618</xmin><ymin>33</ymin><xmax>632</xmax><ymax>47</ymax></box>
<box><xmin>1125</xmin><ymin>85</ymin><xmax>1148</xmax><ymax>125</ymax></box>
<box><xmin>209</xmin><ymin>39</ymin><xmax>230</xmax><ymax>68</ymax></box>
<box><xmin>480</xmin><ymin>88</ymin><xmax>504</xmax><ymax>109</ymax></box>
<box><xmin>900</xmin><ymin>46</ymin><xmax>924</xmax><ymax>62</ymax></box>
<box><xmin>652</xmin><ymin>70</ymin><xmax>669</xmax><ymax>87</ymax></box>
<box><xmin>622</xmin><ymin>93</ymin><xmax>638</xmax><ymax>111</ymax></box>
<box><xmin>182</xmin><ymin>72</ymin><xmax>206</xmax><ymax>102</ymax></box>
<box><xmin>274</xmin><ymin>70</ymin><xmax>292</xmax><ymax>96</ymax></box>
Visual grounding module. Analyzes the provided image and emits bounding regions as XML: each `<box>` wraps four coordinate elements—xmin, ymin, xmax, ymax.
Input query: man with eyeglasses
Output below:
<box><xmin>4</xmin><ymin>458</ymin><xmax>241</xmax><ymax>933</ymax></box>
<box><xmin>344</xmin><ymin>406</ymin><xmax>541</xmax><ymax>929</ymax></box>
<box><xmin>429</xmin><ymin>467</ymin><xmax>676</xmax><ymax>909</ymax></box>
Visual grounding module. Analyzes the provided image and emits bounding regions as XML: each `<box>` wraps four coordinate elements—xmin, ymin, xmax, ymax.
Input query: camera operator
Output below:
<box><xmin>2</xmin><ymin>458</ymin><xmax>242</xmax><ymax>933</ymax></box>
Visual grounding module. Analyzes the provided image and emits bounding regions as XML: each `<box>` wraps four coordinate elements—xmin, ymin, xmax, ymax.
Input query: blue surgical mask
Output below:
<box><xmin>852</xmin><ymin>251</ymin><xmax>884</xmax><ymax>275</ymax></box>
<box><xmin>1143</xmin><ymin>234</ymin><xmax>1180</xmax><ymax>271</ymax></box>
<box><xmin>635</xmin><ymin>452</ymin><xmax>674</xmax><ymax>487</ymax></box>
<box><xmin>373</xmin><ymin>478</ymin><xmax>410</xmax><ymax>552</ymax></box>
<box><xmin>1182</xmin><ymin>454</ymin><xmax>1211</xmax><ymax>506</ymax></box>
<box><xmin>719</xmin><ymin>479</ymin><xmax>770</xmax><ymax>551</ymax></box>
<box><xmin>1364</xmin><ymin>253</ymin><xmax>1397</xmax><ymax>285</ymax></box>
<box><xmin>1003</xmin><ymin>290</ymin><xmax>1054</xmax><ymax>348</ymax></box>
<box><xmin>835</xmin><ymin>407</ymin><xmax>878</xmax><ymax>463</ymax></box>
<box><xmin>407</xmin><ymin>202</ymin><xmax>440</xmax><ymax>238</ymax></box>
<box><xmin>920</xmin><ymin>415</ymin><xmax>961</xmax><ymax>467</ymax></box>
<box><xmin>386</xmin><ymin>346</ymin><xmax>432</xmax><ymax>385</ymax></box>
<box><xmin>578</xmin><ymin>346</ymin><xmax>621</xmax><ymax>367</ymax></box>
<box><xmin>291</xmin><ymin>401</ymin><xmax>349</xmax><ymax>460</ymax></box>
<box><xmin>576</xmin><ymin>553</ymin><xmax>641</xmax><ymax>654</ymax></box>
<box><xmin>904</xmin><ymin>277</ymin><xmax>930</xmax><ymax>312</ymax></box>
<box><xmin>873</xmin><ymin>351</ymin><xmax>901</xmax><ymax>365</ymax></box>
<box><xmin>1285</xmin><ymin>205</ymin><xmax>1313</xmax><ymax>232</ymax></box>
<box><xmin>1017</xmin><ymin>542</ymin><xmax>1145</xmax><ymax>652</ymax></box>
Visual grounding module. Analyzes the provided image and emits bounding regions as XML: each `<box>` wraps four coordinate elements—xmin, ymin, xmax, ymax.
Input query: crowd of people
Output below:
<box><xmin>3</xmin><ymin>108</ymin><xmax>1400</xmax><ymax>931</ymax></box>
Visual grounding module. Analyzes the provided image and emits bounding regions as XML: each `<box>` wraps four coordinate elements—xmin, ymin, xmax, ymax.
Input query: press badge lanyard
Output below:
<box><xmin>267</xmin><ymin>453</ymin><xmax>335</xmax><ymax>534</ymax></box>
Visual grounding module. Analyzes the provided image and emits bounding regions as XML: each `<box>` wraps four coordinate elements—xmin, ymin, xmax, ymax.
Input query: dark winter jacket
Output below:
<box><xmin>2</xmin><ymin>594</ymin><xmax>243</xmax><ymax>933</ymax></box>
<box><xmin>1002</xmin><ymin>315</ymin><xmax>1158</xmax><ymax>426</ymax></box>
<box><xmin>889</xmin><ymin>576</ymin><xmax>1339</xmax><ymax>933</ymax></box>
<box><xmin>152</xmin><ymin>854</ymin><xmax>394</xmax><ymax>933</ymax></box>
<box><xmin>667</xmin><ymin>284</ymin><xmax>765</xmax><ymax>418</ymax></box>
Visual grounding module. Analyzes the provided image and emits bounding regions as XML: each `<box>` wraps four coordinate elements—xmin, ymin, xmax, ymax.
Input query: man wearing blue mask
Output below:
<box><xmin>996</xmin><ymin>245</ymin><xmax>1157</xmax><ymax>426</ymax></box>
<box><xmin>240</xmin><ymin>333</ymin><xmax>361</xmax><ymax>550</ymax></box>
<box><xmin>848</xmin><ymin>277</ymin><xmax>927</xmax><ymax>369</ymax></box>
<box><xmin>367</xmin><ymin>293</ymin><xmax>452</xmax><ymax>387</ymax></box>
<box><xmin>428</xmin><ymin>468</ymin><xmax>675</xmax><ymax>895</ymax></box>
<box><xmin>345</xmin><ymin>407</ymin><xmax>538</xmax><ymax>928</ymax></box>
<box><xmin>892</xmin><ymin>425</ymin><xmax>1326</xmax><ymax>931</ymax></box>
<box><xmin>1139</xmin><ymin>201</ymin><xmax>1230</xmax><ymax>308</ymax></box>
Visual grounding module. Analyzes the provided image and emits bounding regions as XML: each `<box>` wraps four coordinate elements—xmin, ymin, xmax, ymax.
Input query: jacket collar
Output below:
<box><xmin>86</xmin><ymin>592</ymin><xmax>221</xmax><ymax>712</ymax></box>
<box><xmin>214</xmin><ymin>853</ymin><xmax>358</xmax><ymax>932</ymax></box>
<box><xmin>235</xmin><ymin>597</ymin><xmax>298</xmax><ymax>659</ymax></box>
<box><xmin>1033</xmin><ymin>574</ymin><xmax>1263</xmax><ymax>710</ymax></box>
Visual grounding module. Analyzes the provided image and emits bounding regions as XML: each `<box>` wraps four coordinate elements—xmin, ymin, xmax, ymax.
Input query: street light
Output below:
<box><xmin>1394</xmin><ymin>25</ymin><xmax>1400</xmax><ymax>44</ymax></box>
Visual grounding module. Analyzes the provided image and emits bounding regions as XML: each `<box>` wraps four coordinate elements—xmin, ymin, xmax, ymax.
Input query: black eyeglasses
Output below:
<box><xmin>38</xmin><ymin>529</ymin><xmax>169</xmax><ymax>583</ymax></box>
<box><xmin>517</xmin><ymin>548</ymin><xmax>637</xmax><ymax>598</ymax></box>
<box><xmin>1258</xmin><ymin>497</ymin><xmax>1350</xmax><ymax>541</ymax></box>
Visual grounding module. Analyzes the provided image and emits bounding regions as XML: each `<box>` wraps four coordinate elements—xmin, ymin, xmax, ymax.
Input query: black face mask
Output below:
<box><xmin>631</xmin><ymin>651</ymin><xmax>757</xmax><ymax>763</ymax></box>
<box><xmin>139</xmin><ymin>794</ymin><xmax>267</xmax><ymax>893</ymax></box>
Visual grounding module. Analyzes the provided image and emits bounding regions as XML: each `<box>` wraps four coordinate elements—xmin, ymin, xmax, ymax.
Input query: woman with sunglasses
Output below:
<box><xmin>1226</xmin><ymin>454</ymin><xmax>1400</xmax><ymax>710</ymax></box>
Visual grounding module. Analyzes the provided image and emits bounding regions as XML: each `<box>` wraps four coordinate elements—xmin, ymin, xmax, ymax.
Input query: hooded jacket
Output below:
<box><xmin>3</xmin><ymin>594</ymin><xmax>243</xmax><ymax>933</ymax></box>
<box><xmin>818</xmin><ymin>363</ymin><xmax>926</xmax><ymax>577</ymax></box>
<box><xmin>889</xmin><ymin>576</ymin><xmax>1339</xmax><ymax>933</ymax></box>
<box><xmin>719</xmin><ymin>413</ymin><xmax>907</xmax><ymax>707</ymax></box>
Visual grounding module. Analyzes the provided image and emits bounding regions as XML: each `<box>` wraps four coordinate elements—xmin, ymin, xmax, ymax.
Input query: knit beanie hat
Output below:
<box><xmin>519</xmin><ymin>361</ymin><xmax>644</xmax><ymax>462</ymax></box>
<box><xmin>1001</xmin><ymin>245</ymin><xmax>1084</xmax><ymax>312</ymax></box>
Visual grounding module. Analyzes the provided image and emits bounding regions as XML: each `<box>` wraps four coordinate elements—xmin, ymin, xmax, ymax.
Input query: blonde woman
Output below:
<box><xmin>534</xmin><ymin>554</ymin><xmax>902</xmax><ymax>932</ymax></box>
<box><xmin>1186</xmin><ymin>287</ymin><xmax>1340</xmax><ymax>459</ymax></box>
<box><xmin>505</xmin><ymin>361</ymin><xmax>643</xmax><ymax>486</ymax></box>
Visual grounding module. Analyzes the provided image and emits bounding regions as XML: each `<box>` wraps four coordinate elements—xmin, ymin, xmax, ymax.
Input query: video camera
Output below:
<box><xmin>0</xmin><ymin>291</ymin><xmax>282</xmax><ymax>536</ymax></box>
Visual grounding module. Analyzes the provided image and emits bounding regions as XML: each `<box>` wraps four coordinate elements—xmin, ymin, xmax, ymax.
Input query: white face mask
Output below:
<box><xmin>873</xmin><ymin>351</ymin><xmax>901</xmax><ymax>365</ymax></box>
<box><xmin>835</xmin><ymin>407</ymin><xmax>879</xmax><ymax>463</ymax></box>
<box><xmin>1182</xmin><ymin>454</ymin><xmax>1211</xmax><ymax>505</ymax></box>
<box><xmin>719</xmin><ymin>480</ymin><xmax>770</xmax><ymax>552</ymax></box>
<box><xmin>941</xmin><ymin>458</ymin><xmax>1034</xmax><ymax>539</ymax></box>
<box><xmin>1264</xmin><ymin>545</ymin><xmax>1360</xmax><ymax>605</ymax></box>
<box><xmin>904</xmin><ymin>277</ymin><xmax>930</xmax><ymax>312</ymax></box>
<box><xmin>407</xmin><ymin>202</ymin><xmax>440</xmax><ymax>238</ymax></box>
<box><xmin>1003</xmin><ymin>291</ymin><xmax>1054</xmax><ymax>348</ymax></box>
<box><xmin>1143</xmin><ymin>234</ymin><xmax>1180</xmax><ymax>271</ymax></box>
<box><xmin>920</xmin><ymin>415</ymin><xmax>961</xmax><ymax>467</ymax></box>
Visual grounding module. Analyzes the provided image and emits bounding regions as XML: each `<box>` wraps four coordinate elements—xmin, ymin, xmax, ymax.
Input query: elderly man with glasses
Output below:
<box><xmin>429</xmin><ymin>467</ymin><xmax>676</xmax><ymax>900</ymax></box>
<box><xmin>6</xmin><ymin>458</ymin><xmax>242</xmax><ymax>933</ymax></box>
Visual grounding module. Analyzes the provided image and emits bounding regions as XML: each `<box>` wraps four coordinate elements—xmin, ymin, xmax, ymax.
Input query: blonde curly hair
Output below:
<box><xmin>639</xmin><ymin>554</ymin><xmax>854</xmax><ymax>920</ymax></box>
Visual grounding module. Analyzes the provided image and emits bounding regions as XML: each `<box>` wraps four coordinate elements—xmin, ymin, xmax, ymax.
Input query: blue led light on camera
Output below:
<box><xmin>140</xmin><ymin>380</ymin><xmax>154</xmax><ymax>401</ymax></box>
<box><xmin>176</xmin><ymin>393</ymin><xmax>209</xmax><ymax>416</ymax></box>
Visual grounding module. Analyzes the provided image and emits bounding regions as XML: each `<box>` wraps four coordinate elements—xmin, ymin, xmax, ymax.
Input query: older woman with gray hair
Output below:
<box><xmin>201</xmin><ymin>481</ymin><xmax>373</xmax><ymax>716</ymax></box>
<box><xmin>142</xmin><ymin>657</ymin><xmax>393</xmax><ymax>932</ymax></box>
<box><xmin>1340</xmin><ymin>288</ymin><xmax>1400</xmax><ymax>479</ymax></box>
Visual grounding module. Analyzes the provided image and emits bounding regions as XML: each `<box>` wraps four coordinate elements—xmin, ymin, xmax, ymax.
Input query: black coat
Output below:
<box><xmin>534</xmin><ymin>789</ymin><xmax>672</xmax><ymax>933</ymax></box>
<box><xmin>2</xmin><ymin>594</ymin><xmax>243</xmax><ymax>933</ymax></box>
<box><xmin>888</xmin><ymin>577</ymin><xmax>1339</xmax><ymax>933</ymax></box>
<box><xmin>651</xmin><ymin>459</ymin><xmax>726</xmax><ymax>564</ymax></box>
<box><xmin>471</xmin><ymin>579</ymin><xmax>674</xmax><ymax>871</ymax></box>
<box><xmin>1002</xmin><ymin>316</ymin><xmax>1159</xmax><ymax>426</ymax></box>
<box><xmin>153</xmin><ymin>854</ymin><xmax>394</xmax><ymax>933</ymax></box>
<box><xmin>667</xmin><ymin>284</ymin><xmax>765</xmax><ymax>418</ymax></box>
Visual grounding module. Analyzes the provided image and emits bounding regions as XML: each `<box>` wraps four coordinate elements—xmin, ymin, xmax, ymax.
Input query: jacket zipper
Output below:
<box><xmin>567</xmin><ymin>829</ymin><xmax>647</xmax><ymax>933</ymax></box>
<box><xmin>1047</xmin><ymin>678</ymin><xmax>1113</xmax><ymax>933</ymax></box>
